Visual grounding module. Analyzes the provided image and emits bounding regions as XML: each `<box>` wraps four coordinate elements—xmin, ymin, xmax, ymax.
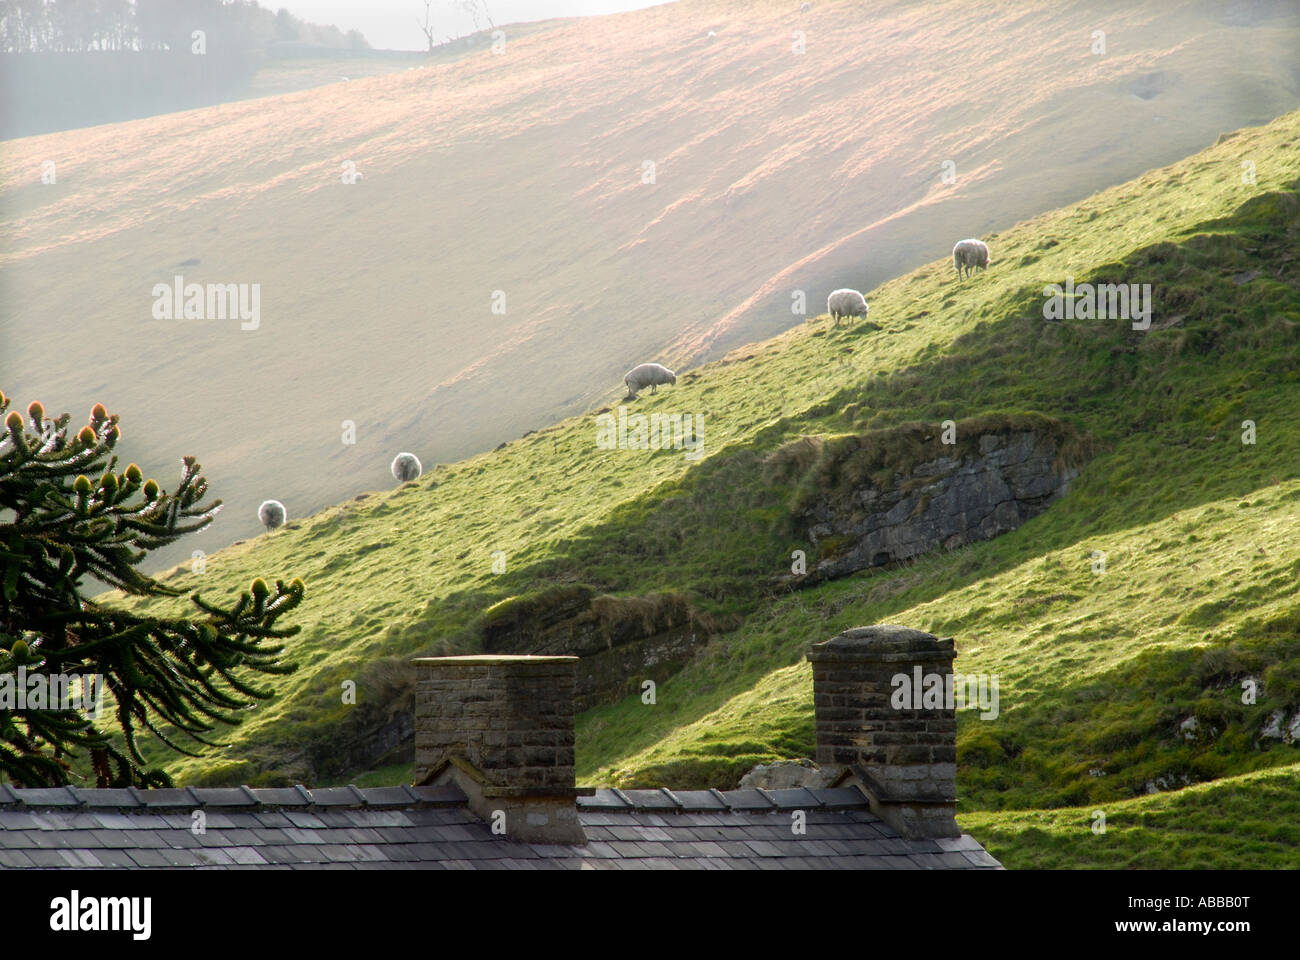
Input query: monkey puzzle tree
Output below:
<box><xmin>0</xmin><ymin>390</ymin><xmax>304</xmax><ymax>787</ymax></box>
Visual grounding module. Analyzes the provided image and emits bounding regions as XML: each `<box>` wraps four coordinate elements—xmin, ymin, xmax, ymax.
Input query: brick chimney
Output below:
<box><xmin>411</xmin><ymin>654</ymin><xmax>589</xmax><ymax>844</ymax></box>
<box><xmin>806</xmin><ymin>625</ymin><xmax>960</xmax><ymax>839</ymax></box>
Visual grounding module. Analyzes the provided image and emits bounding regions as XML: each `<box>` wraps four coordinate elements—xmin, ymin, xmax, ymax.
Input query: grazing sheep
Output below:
<box><xmin>624</xmin><ymin>362</ymin><xmax>677</xmax><ymax>399</ymax></box>
<box><xmin>827</xmin><ymin>288</ymin><xmax>869</xmax><ymax>325</ymax></box>
<box><xmin>952</xmin><ymin>239</ymin><xmax>990</xmax><ymax>279</ymax></box>
<box><xmin>258</xmin><ymin>499</ymin><xmax>286</xmax><ymax>531</ymax></box>
<box><xmin>391</xmin><ymin>452</ymin><xmax>422</xmax><ymax>483</ymax></box>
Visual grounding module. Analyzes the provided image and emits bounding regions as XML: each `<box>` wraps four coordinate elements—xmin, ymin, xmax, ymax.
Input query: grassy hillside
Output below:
<box><xmin>3</xmin><ymin>0</ymin><xmax>1297</xmax><ymax>573</ymax></box>
<box><xmin>241</xmin><ymin>55</ymin><xmax>427</xmax><ymax>100</ymax></box>
<box><xmin>73</xmin><ymin>103</ymin><xmax>1300</xmax><ymax>870</ymax></box>
<box><xmin>963</xmin><ymin>762</ymin><xmax>1300</xmax><ymax>869</ymax></box>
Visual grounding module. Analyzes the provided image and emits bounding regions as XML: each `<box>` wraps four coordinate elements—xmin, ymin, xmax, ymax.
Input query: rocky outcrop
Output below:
<box><xmin>796</xmin><ymin>422</ymin><xmax>1086</xmax><ymax>579</ymax></box>
<box><xmin>1260</xmin><ymin>708</ymin><xmax>1300</xmax><ymax>744</ymax></box>
<box><xmin>479</xmin><ymin>586</ymin><xmax>707</xmax><ymax>710</ymax></box>
<box><xmin>738</xmin><ymin>759</ymin><xmax>839</xmax><ymax>790</ymax></box>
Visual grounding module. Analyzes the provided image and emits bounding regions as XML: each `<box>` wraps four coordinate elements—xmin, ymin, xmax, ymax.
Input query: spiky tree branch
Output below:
<box><xmin>0</xmin><ymin>390</ymin><xmax>305</xmax><ymax>787</ymax></box>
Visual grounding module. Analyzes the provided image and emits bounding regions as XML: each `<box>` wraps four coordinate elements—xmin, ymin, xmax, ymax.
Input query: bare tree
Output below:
<box><xmin>415</xmin><ymin>0</ymin><xmax>443</xmax><ymax>53</ymax></box>
<box><xmin>416</xmin><ymin>0</ymin><xmax>495</xmax><ymax>54</ymax></box>
<box><xmin>459</xmin><ymin>0</ymin><xmax>494</xmax><ymax>32</ymax></box>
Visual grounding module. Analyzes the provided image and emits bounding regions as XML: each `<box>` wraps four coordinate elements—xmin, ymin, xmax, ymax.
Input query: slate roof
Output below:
<box><xmin>0</xmin><ymin>782</ymin><xmax>1000</xmax><ymax>870</ymax></box>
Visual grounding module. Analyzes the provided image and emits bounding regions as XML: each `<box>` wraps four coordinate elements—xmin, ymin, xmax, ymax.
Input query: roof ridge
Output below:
<box><xmin>0</xmin><ymin>783</ymin><xmax>468</xmax><ymax>811</ymax></box>
<box><xmin>0</xmin><ymin>782</ymin><xmax>874</xmax><ymax>814</ymax></box>
<box><xmin>572</xmin><ymin>784</ymin><xmax>875</xmax><ymax>814</ymax></box>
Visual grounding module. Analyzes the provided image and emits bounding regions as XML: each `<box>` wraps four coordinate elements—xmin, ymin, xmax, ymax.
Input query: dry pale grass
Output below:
<box><xmin>1</xmin><ymin>0</ymin><xmax>1297</xmax><ymax>576</ymax></box>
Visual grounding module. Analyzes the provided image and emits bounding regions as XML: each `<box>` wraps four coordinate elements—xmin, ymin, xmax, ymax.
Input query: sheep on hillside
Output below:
<box><xmin>952</xmin><ymin>238</ymin><xmax>990</xmax><ymax>279</ymax></box>
<box><xmin>624</xmin><ymin>362</ymin><xmax>677</xmax><ymax>399</ymax></box>
<box><xmin>258</xmin><ymin>499</ymin><xmax>286</xmax><ymax>531</ymax></box>
<box><xmin>391</xmin><ymin>452</ymin><xmax>423</xmax><ymax>483</ymax></box>
<box><xmin>827</xmin><ymin>288</ymin><xmax>869</xmax><ymax>325</ymax></box>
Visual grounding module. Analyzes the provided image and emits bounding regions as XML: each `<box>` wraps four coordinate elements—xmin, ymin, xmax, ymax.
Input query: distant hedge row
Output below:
<box><xmin>0</xmin><ymin>50</ymin><xmax>260</xmax><ymax>139</ymax></box>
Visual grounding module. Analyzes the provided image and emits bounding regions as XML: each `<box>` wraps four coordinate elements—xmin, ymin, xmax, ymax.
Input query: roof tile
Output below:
<box><xmin>618</xmin><ymin>789</ymin><xmax>679</xmax><ymax>811</ymax></box>
<box><xmin>0</xmin><ymin>848</ymin><xmax>37</xmax><ymax>867</ymax></box>
<box><xmin>576</xmin><ymin>788</ymin><xmax>630</xmax><ymax>810</ymax></box>
<box><xmin>165</xmin><ymin>830</ymin><xmax>203</xmax><ymax>849</ymax></box>
<box><xmin>764</xmin><ymin>787</ymin><xmax>822</xmax><ymax>810</ymax></box>
<box><xmin>405</xmin><ymin>785</ymin><xmax>465</xmax><ymax>806</ymax></box>
<box><xmin>67</xmin><ymin>787</ymin><xmax>140</xmax><ymax>808</ymax></box>
<box><xmin>664</xmin><ymin>790</ymin><xmax>727</xmax><ymax>812</ymax></box>
<box><xmin>20</xmin><ymin>828</ymin><xmax>66</xmax><ymax>849</ymax></box>
<box><xmin>227</xmin><ymin>846</ymin><xmax>270</xmax><ymax>865</ymax></box>
<box><xmin>12</xmin><ymin>787</ymin><xmax>79</xmax><ymax>807</ymax></box>
<box><xmin>717</xmin><ymin>789</ymin><xmax>776</xmax><ymax>812</ymax></box>
<box><xmin>191</xmin><ymin>788</ymin><xmax>258</xmax><ymax>808</ymax></box>
<box><xmin>312</xmin><ymin>812</ymin><xmax>356</xmax><ymax>828</ymax></box>
<box><xmin>120</xmin><ymin>829</ymin><xmax>168</xmax><ymax>849</ymax></box>
<box><xmin>157</xmin><ymin>847</ymin><xmax>206</xmax><ymax>868</ymax></box>
<box><xmin>357</xmin><ymin>786</ymin><xmax>419</xmax><ymax>808</ymax></box>
<box><xmin>124</xmin><ymin>848</ymin><xmax>170</xmax><ymax>867</ymax></box>
<box><xmin>806</xmin><ymin>787</ymin><xmax>870</xmax><ymax>809</ymax></box>
<box><xmin>408</xmin><ymin>808</ymin><xmax>475</xmax><ymax>825</ymax></box>
<box><xmin>90</xmin><ymin>812</ymin><xmax>136</xmax><ymax>830</ymax></box>
<box><xmin>26</xmin><ymin>849</ymin><xmax>74</xmax><ymax>867</ymax></box>
<box><xmin>253</xmin><ymin>811</ymin><xmax>295</xmax><ymax>829</ymax></box>
<box><xmin>0</xmin><ymin>810</ymin><xmax>42</xmax><ymax>830</ymax></box>
<box><xmin>247</xmin><ymin>787</ymin><xmax>310</xmax><ymax>807</ymax></box>
<box><xmin>581</xmin><ymin>841</ymin><xmax>621</xmax><ymax>859</ymax></box>
<box><xmin>341</xmin><ymin>809</ymin><xmax>413</xmax><ymax>828</ymax></box>
<box><xmin>137</xmin><ymin>788</ymin><xmax>200</xmax><ymax>809</ymax></box>
<box><xmin>91</xmin><ymin>849</ymin><xmax>139</xmax><ymax>868</ymax></box>
<box><xmin>304</xmin><ymin>786</ymin><xmax>364</xmax><ymax>807</ymax></box>
<box><xmin>961</xmin><ymin>848</ymin><xmax>1003</xmax><ymax>868</ymax></box>
<box><xmin>284</xmin><ymin>811</ymin><xmax>328</xmax><ymax>829</ymax></box>
<box><xmin>743</xmin><ymin>839</ymin><xmax>784</xmax><ymax>857</ymax></box>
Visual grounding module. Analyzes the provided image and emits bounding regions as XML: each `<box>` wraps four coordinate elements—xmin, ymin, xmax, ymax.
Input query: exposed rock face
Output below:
<box><xmin>800</xmin><ymin>429</ymin><xmax>1081</xmax><ymax>579</ymax></box>
<box><xmin>480</xmin><ymin>588</ymin><xmax>706</xmax><ymax>710</ymax></box>
<box><xmin>739</xmin><ymin>759</ymin><xmax>839</xmax><ymax>790</ymax></box>
<box><xmin>1260</xmin><ymin>709</ymin><xmax>1300</xmax><ymax>744</ymax></box>
<box><xmin>295</xmin><ymin>684</ymin><xmax>416</xmax><ymax>785</ymax></box>
<box><xmin>1145</xmin><ymin>773</ymin><xmax>1191</xmax><ymax>794</ymax></box>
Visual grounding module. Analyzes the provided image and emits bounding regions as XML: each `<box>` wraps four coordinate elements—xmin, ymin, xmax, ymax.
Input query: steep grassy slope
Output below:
<box><xmin>962</xmin><ymin>762</ymin><xmax>1300</xmax><ymax>869</ymax></box>
<box><xmin>578</xmin><ymin>480</ymin><xmax>1300</xmax><ymax>801</ymax></box>
<box><xmin>3</xmin><ymin>0</ymin><xmax>1297</xmax><ymax>572</ymax></box>
<box><xmin>84</xmin><ymin>101</ymin><xmax>1300</xmax><ymax>867</ymax></box>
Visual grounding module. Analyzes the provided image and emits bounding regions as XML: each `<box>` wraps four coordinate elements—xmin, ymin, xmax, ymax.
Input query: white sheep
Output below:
<box><xmin>391</xmin><ymin>452</ymin><xmax>422</xmax><ymax>483</ymax></box>
<box><xmin>827</xmin><ymin>288</ymin><xmax>869</xmax><ymax>325</ymax></box>
<box><xmin>258</xmin><ymin>499</ymin><xmax>286</xmax><ymax>531</ymax></box>
<box><xmin>952</xmin><ymin>238</ymin><xmax>990</xmax><ymax>279</ymax></box>
<box><xmin>624</xmin><ymin>362</ymin><xmax>677</xmax><ymax>399</ymax></box>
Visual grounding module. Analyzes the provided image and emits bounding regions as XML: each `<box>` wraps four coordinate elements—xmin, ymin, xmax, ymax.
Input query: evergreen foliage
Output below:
<box><xmin>0</xmin><ymin>391</ymin><xmax>304</xmax><ymax>787</ymax></box>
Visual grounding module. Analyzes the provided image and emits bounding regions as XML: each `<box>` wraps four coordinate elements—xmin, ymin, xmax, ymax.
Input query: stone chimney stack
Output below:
<box><xmin>806</xmin><ymin>625</ymin><xmax>960</xmax><ymax>839</ymax></box>
<box><xmin>411</xmin><ymin>655</ymin><xmax>588</xmax><ymax>844</ymax></box>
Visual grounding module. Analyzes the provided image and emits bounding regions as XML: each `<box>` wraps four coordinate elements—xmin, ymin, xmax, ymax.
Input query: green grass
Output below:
<box><xmin>578</xmin><ymin>485</ymin><xmax>1300</xmax><ymax>807</ymax></box>
<box><xmin>961</xmin><ymin>762</ymin><xmax>1300</xmax><ymax>869</ymax></box>
<box><xmin>95</xmin><ymin>107</ymin><xmax>1300</xmax><ymax>867</ymax></box>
